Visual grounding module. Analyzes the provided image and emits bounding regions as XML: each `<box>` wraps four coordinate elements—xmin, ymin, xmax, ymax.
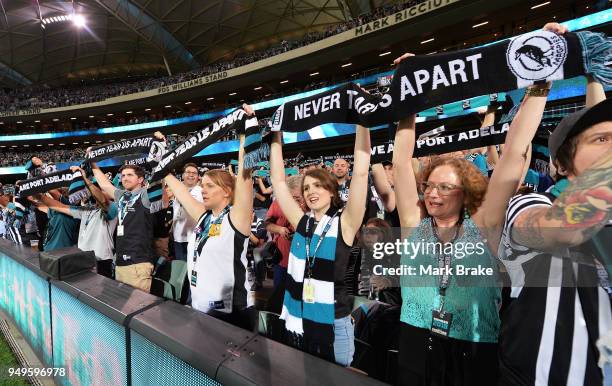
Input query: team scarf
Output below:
<box><xmin>281</xmin><ymin>207</ymin><xmax>341</xmax><ymax>363</ymax></box>
<box><xmin>243</xmin><ymin>30</ymin><xmax>610</xmax><ymax>167</ymax></box>
<box><xmin>84</xmin><ymin>134</ymin><xmax>167</xmax><ymax>164</ymax></box>
<box><xmin>17</xmin><ymin>169</ymin><xmax>81</xmax><ymax>198</ymax></box>
<box><xmin>150</xmin><ymin>108</ymin><xmax>258</xmax><ymax>181</ymax></box>
<box><xmin>16</xmin><ymin>108</ymin><xmax>256</xmax><ymax>198</ymax></box>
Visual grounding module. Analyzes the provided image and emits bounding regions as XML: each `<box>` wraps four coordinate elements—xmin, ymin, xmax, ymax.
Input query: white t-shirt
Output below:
<box><xmin>70</xmin><ymin>204</ymin><xmax>118</xmax><ymax>261</ymax></box>
<box><xmin>172</xmin><ymin>185</ymin><xmax>203</xmax><ymax>243</ymax></box>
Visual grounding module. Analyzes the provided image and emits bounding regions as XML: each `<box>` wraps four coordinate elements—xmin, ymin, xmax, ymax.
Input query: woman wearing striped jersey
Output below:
<box><xmin>163</xmin><ymin>105</ymin><xmax>256</xmax><ymax>331</ymax></box>
<box><xmin>269</xmin><ymin>124</ymin><xmax>371</xmax><ymax>367</ymax></box>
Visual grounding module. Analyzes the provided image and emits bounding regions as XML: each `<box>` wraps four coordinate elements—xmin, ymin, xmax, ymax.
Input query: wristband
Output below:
<box><xmin>525</xmin><ymin>85</ymin><xmax>550</xmax><ymax>97</ymax></box>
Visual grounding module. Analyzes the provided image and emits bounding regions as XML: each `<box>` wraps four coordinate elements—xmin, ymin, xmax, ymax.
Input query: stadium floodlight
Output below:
<box><xmin>472</xmin><ymin>21</ymin><xmax>489</xmax><ymax>28</ymax></box>
<box><xmin>73</xmin><ymin>14</ymin><xmax>86</xmax><ymax>28</ymax></box>
<box><xmin>421</xmin><ymin>38</ymin><xmax>434</xmax><ymax>44</ymax></box>
<box><xmin>531</xmin><ymin>1</ymin><xmax>550</xmax><ymax>9</ymax></box>
<box><xmin>379</xmin><ymin>51</ymin><xmax>391</xmax><ymax>56</ymax></box>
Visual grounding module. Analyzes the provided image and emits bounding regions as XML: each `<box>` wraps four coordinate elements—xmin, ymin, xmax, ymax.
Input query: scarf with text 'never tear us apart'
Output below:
<box><xmin>242</xmin><ymin>30</ymin><xmax>610</xmax><ymax>167</ymax></box>
<box><xmin>17</xmin><ymin>108</ymin><xmax>257</xmax><ymax>199</ymax></box>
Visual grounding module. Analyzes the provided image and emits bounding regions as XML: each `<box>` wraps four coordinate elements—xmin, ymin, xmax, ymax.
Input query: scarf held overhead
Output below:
<box><xmin>85</xmin><ymin>134</ymin><xmax>167</xmax><ymax>164</ymax></box>
<box><xmin>17</xmin><ymin>169</ymin><xmax>81</xmax><ymax>197</ymax></box>
<box><xmin>151</xmin><ymin>108</ymin><xmax>258</xmax><ymax>181</ymax></box>
<box><xmin>242</xmin><ymin>30</ymin><xmax>609</xmax><ymax>165</ymax></box>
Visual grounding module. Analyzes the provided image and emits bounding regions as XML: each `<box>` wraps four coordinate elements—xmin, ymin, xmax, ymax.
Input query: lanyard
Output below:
<box><xmin>431</xmin><ymin>218</ymin><xmax>461</xmax><ymax>302</ymax></box>
<box><xmin>370</xmin><ymin>185</ymin><xmax>384</xmax><ymax>212</ymax></box>
<box><xmin>594</xmin><ymin>259</ymin><xmax>612</xmax><ymax>299</ymax></box>
<box><xmin>118</xmin><ymin>191</ymin><xmax>141</xmax><ymax>226</ymax></box>
<box><xmin>305</xmin><ymin>210</ymin><xmax>339</xmax><ymax>278</ymax></box>
<box><xmin>192</xmin><ymin>206</ymin><xmax>230</xmax><ymax>264</ymax></box>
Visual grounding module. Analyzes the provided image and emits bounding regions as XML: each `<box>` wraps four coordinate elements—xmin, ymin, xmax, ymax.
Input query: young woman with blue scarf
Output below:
<box><xmin>269</xmin><ymin>124</ymin><xmax>371</xmax><ymax>367</ymax></box>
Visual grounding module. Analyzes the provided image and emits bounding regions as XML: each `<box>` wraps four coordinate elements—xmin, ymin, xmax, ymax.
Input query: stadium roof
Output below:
<box><xmin>0</xmin><ymin>0</ymin><xmax>388</xmax><ymax>88</ymax></box>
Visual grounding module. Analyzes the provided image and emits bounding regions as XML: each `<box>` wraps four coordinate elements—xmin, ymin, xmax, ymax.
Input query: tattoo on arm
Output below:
<box><xmin>513</xmin><ymin>207</ymin><xmax>550</xmax><ymax>247</ymax></box>
<box><xmin>546</xmin><ymin>155</ymin><xmax>612</xmax><ymax>239</ymax></box>
<box><xmin>513</xmin><ymin>153</ymin><xmax>612</xmax><ymax>250</ymax></box>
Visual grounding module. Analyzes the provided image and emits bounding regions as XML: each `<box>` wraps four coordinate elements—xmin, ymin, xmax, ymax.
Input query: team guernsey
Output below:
<box><xmin>187</xmin><ymin>209</ymin><xmax>250</xmax><ymax>314</ymax></box>
<box><xmin>498</xmin><ymin>193</ymin><xmax>612</xmax><ymax>385</ymax></box>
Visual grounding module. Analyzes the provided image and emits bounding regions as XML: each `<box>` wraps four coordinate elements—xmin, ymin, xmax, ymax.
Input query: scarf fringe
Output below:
<box><xmin>577</xmin><ymin>31</ymin><xmax>612</xmax><ymax>87</ymax></box>
<box><xmin>243</xmin><ymin>142</ymin><xmax>270</xmax><ymax>170</ymax></box>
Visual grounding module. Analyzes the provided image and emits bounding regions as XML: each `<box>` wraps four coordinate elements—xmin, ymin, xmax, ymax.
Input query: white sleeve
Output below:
<box><xmin>499</xmin><ymin>193</ymin><xmax>553</xmax><ymax>260</ymax></box>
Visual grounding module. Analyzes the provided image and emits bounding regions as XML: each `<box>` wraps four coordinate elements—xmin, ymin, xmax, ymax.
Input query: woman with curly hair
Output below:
<box><xmin>392</xmin><ymin>50</ymin><xmax>554</xmax><ymax>383</ymax></box>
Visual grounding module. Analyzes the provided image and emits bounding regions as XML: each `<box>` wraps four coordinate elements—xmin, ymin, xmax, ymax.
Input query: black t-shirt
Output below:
<box><xmin>114</xmin><ymin>189</ymin><xmax>159</xmax><ymax>266</ymax></box>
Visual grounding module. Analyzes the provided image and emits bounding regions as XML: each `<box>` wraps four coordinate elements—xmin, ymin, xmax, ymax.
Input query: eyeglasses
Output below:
<box><xmin>419</xmin><ymin>181</ymin><xmax>462</xmax><ymax>195</ymax></box>
<box><xmin>183</xmin><ymin>171</ymin><xmax>199</xmax><ymax>175</ymax></box>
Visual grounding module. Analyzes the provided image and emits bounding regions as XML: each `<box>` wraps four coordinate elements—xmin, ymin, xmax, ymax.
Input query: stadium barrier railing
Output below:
<box><xmin>0</xmin><ymin>240</ymin><xmax>383</xmax><ymax>386</ymax></box>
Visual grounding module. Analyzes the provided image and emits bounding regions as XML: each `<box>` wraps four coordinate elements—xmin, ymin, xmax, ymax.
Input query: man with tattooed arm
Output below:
<box><xmin>497</xmin><ymin>32</ymin><xmax>611</xmax><ymax>384</ymax></box>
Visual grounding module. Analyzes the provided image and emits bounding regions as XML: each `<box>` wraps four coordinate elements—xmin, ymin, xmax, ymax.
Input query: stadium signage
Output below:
<box><xmin>0</xmin><ymin>108</ymin><xmax>42</xmax><ymax>117</ymax></box>
<box><xmin>354</xmin><ymin>0</ymin><xmax>458</xmax><ymax>37</ymax></box>
<box><xmin>157</xmin><ymin>71</ymin><xmax>229</xmax><ymax>94</ymax></box>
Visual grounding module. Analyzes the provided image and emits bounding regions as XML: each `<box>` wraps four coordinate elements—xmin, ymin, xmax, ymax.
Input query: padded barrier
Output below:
<box><xmin>0</xmin><ymin>239</ymin><xmax>384</xmax><ymax>385</ymax></box>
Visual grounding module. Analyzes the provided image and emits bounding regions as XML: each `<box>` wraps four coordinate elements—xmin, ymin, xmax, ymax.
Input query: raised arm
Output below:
<box><xmin>91</xmin><ymin>161</ymin><xmax>116</xmax><ymax>198</ymax></box>
<box><xmin>473</xmin><ymin>83</ymin><xmax>550</xmax><ymax>234</ymax></box>
<box><xmin>36</xmin><ymin>193</ymin><xmax>72</xmax><ymax>217</ymax></box>
<box><xmin>512</xmin><ymin>151</ymin><xmax>611</xmax><ymax>251</ymax></box>
<box><xmin>341</xmin><ymin>125</ymin><xmax>371</xmax><ymax>244</ymax></box>
<box><xmin>257</xmin><ymin>177</ymin><xmax>273</xmax><ymax>195</ymax></box>
<box><xmin>269</xmin><ymin>132</ymin><xmax>303</xmax><ymax>228</ymax></box>
<box><xmin>481</xmin><ymin>107</ymin><xmax>499</xmax><ymax>167</ymax></box>
<box><xmin>230</xmin><ymin>133</ymin><xmax>255</xmax><ymax>236</ymax></box>
<box><xmin>164</xmin><ymin>174</ymin><xmax>207</xmax><ymax>222</ymax></box>
<box><xmin>392</xmin><ymin>115</ymin><xmax>425</xmax><ymax>228</ymax></box>
<box><xmin>70</xmin><ymin>166</ymin><xmax>110</xmax><ymax>211</ymax></box>
<box><xmin>519</xmin><ymin>143</ymin><xmax>532</xmax><ymax>190</ymax></box>
<box><xmin>586</xmin><ymin>76</ymin><xmax>606</xmax><ymax>108</ymax></box>
<box><xmin>371</xmin><ymin>163</ymin><xmax>395</xmax><ymax>212</ymax></box>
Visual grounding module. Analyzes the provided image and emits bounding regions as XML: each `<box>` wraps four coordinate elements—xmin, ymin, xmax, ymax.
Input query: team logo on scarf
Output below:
<box><xmin>506</xmin><ymin>30</ymin><xmax>568</xmax><ymax>81</ymax></box>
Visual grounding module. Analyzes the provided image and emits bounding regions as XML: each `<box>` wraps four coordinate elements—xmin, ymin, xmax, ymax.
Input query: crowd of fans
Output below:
<box><xmin>0</xmin><ymin>21</ymin><xmax>610</xmax><ymax>386</ymax></box>
<box><xmin>0</xmin><ymin>1</ymin><xmax>424</xmax><ymax>113</ymax></box>
<box><xmin>0</xmin><ymin>149</ymin><xmax>86</xmax><ymax>168</ymax></box>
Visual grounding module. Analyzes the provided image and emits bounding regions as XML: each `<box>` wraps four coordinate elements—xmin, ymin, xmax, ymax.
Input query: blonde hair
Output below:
<box><xmin>203</xmin><ymin>169</ymin><xmax>235</xmax><ymax>203</ymax></box>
